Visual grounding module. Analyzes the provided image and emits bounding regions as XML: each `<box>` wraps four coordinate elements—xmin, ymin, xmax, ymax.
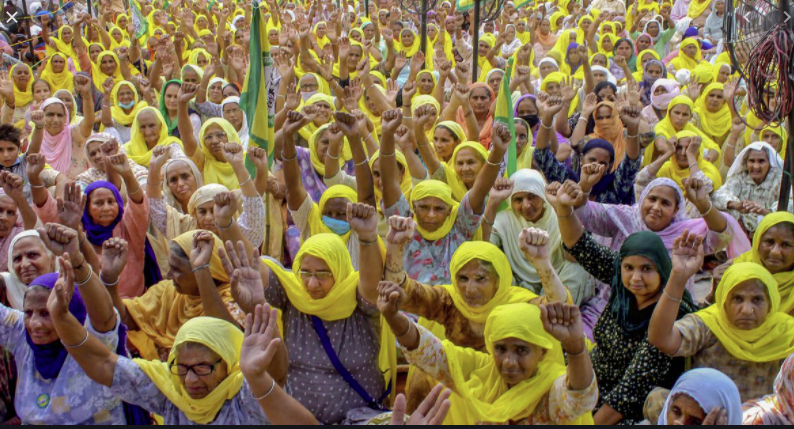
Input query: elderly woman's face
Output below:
<box><xmin>138</xmin><ymin>111</ymin><xmax>162</xmax><ymax>147</ymax></box>
<box><xmin>745</xmin><ymin>149</ymin><xmax>771</xmax><ymax>184</ymax></box>
<box><xmin>591</xmin><ymin>55</ymin><xmax>608</xmax><ymax>68</ymax></box>
<box><xmin>52</xmin><ymin>55</ymin><xmax>66</xmax><ymax>73</ymax></box>
<box><xmin>493</xmin><ymin>337</ymin><xmax>545</xmax><ymax>387</ymax></box>
<box><xmin>86</xmin><ymin>141</ymin><xmax>105</xmax><ymax>169</ymax></box>
<box><xmin>454</xmin><ymin>148</ymin><xmax>484</xmax><ymax>189</ymax></box>
<box><xmin>195</xmin><ymin>201</ymin><xmax>219</xmax><ymax>235</ymax></box>
<box><xmin>312</xmin><ymin>101</ymin><xmax>333</xmax><ymax>125</ymax></box>
<box><xmin>667</xmin><ymin>394</ymin><xmax>708</xmax><ymax>425</ymax></box>
<box><xmin>413</xmin><ymin>196</ymin><xmax>452</xmax><ymax>233</ymax></box>
<box><xmin>175</xmin><ymin>343</ymin><xmax>229</xmax><ymax>400</ymax></box>
<box><xmin>56</xmin><ymin>92</ymin><xmax>74</xmax><ymax>115</ymax></box>
<box><xmin>167</xmin><ymin>161</ymin><xmax>199</xmax><ymax>205</ymax></box>
<box><xmin>456</xmin><ymin>259</ymin><xmax>498</xmax><ymax>308</ymax></box>
<box><xmin>203</xmin><ymin>124</ymin><xmax>229</xmax><ymax>160</ymax></box>
<box><xmin>88</xmin><ymin>188</ymin><xmax>119</xmax><ymax>227</ymax></box>
<box><xmin>470</xmin><ymin>88</ymin><xmax>492</xmax><ymax>115</ymax></box>
<box><xmin>300</xmin><ymin>255</ymin><xmax>336</xmax><ymax>300</ymax></box>
<box><xmin>647</xmin><ymin>21</ymin><xmax>660</xmax><ymax>37</ymax></box>
<box><xmin>208</xmin><ymin>82</ymin><xmax>224</xmax><ymax>104</ymax></box>
<box><xmin>182</xmin><ymin>69</ymin><xmax>201</xmax><ymax>86</ymax></box>
<box><xmin>725</xmin><ymin>280</ymin><xmax>770</xmax><ymax>330</ymax></box>
<box><xmin>13</xmin><ymin>237</ymin><xmax>54</xmax><ymax>285</ymax></box>
<box><xmin>487</xmin><ymin>73</ymin><xmax>503</xmax><ymax>95</ymax></box>
<box><xmin>0</xmin><ymin>195</ymin><xmax>17</xmax><ymax>239</ymax></box>
<box><xmin>12</xmin><ymin>66</ymin><xmax>29</xmax><ymax>88</ymax></box>
<box><xmin>24</xmin><ymin>288</ymin><xmax>58</xmax><ymax>345</ymax></box>
<box><xmin>511</xmin><ymin>191</ymin><xmax>544</xmax><ymax>223</ymax></box>
<box><xmin>636</xmin><ymin>36</ymin><xmax>652</xmax><ymax>52</ymax></box>
<box><xmin>621</xmin><ymin>254</ymin><xmax>662</xmax><ymax>301</ymax></box>
<box><xmin>759</xmin><ymin>224</ymin><xmax>794</xmax><ymax>274</ymax></box>
<box><xmin>646</xmin><ymin>63</ymin><xmax>664</xmax><ymax>80</ymax></box>
<box><xmin>44</xmin><ymin>103</ymin><xmax>67</xmax><ymax>136</ymax></box>
<box><xmin>761</xmin><ymin>131</ymin><xmax>782</xmax><ymax>151</ymax></box>
<box><xmin>539</xmin><ymin>61</ymin><xmax>557</xmax><ymax>78</ymax></box>
<box><xmin>433</xmin><ymin>127</ymin><xmax>458</xmax><ymax>162</ymax></box>
<box><xmin>418</xmin><ymin>73</ymin><xmax>435</xmax><ymax>95</ymax></box>
<box><xmin>705</xmin><ymin>89</ymin><xmax>725</xmax><ymax>111</ymax></box>
<box><xmin>641</xmin><ymin>185</ymin><xmax>678</xmax><ymax>232</ymax></box>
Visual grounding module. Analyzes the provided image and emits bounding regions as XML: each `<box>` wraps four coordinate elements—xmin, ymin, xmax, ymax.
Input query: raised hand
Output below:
<box><xmin>490</xmin><ymin>123</ymin><xmax>511</xmax><ymax>155</ymax></box>
<box><xmin>391</xmin><ymin>384</ymin><xmax>452</xmax><ymax>425</ymax></box>
<box><xmin>240</xmin><ymin>304</ymin><xmax>282</xmax><ymax>379</ymax></box>
<box><xmin>0</xmin><ymin>171</ymin><xmax>24</xmax><ymax>202</ymax></box>
<box><xmin>730</xmin><ymin>116</ymin><xmax>746</xmax><ymax>136</ymax></box>
<box><xmin>283</xmin><ymin>111</ymin><xmax>309</xmax><ymax>135</ymax></box>
<box><xmin>537</xmin><ymin>92</ymin><xmax>565</xmax><ymax>117</ymax></box>
<box><xmin>376</xmin><ymin>281</ymin><xmax>406</xmax><ymax>319</ymax></box>
<box><xmin>150</xmin><ymin>145</ymin><xmax>171</xmax><ymax>173</ymax></box>
<box><xmin>381</xmin><ymin>109</ymin><xmax>403</xmax><ymax>135</ymax></box>
<box><xmin>394</xmin><ymin>126</ymin><xmax>415</xmax><ymax>153</ymax></box>
<box><xmin>27</xmin><ymin>153</ymin><xmax>46</xmax><ymax>180</ymax></box>
<box><xmin>410</xmin><ymin>51</ymin><xmax>425</xmax><ymax>74</ymax></box>
<box><xmin>540</xmin><ymin>302</ymin><xmax>586</xmax><ymax>354</ymax></box>
<box><xmin>334</xmin><ymin>111</ymin><xmax>361</xmax><ymax>138</ymax></box>
<box><xmin>452</xmin><ymin>83</ymin><xmax>470</xmax><ymax>105</ymax></box>
<box><xmin>100</xmin><ymin>238</ymin><xmax>129</xmax><ymax>284</ymax></box>
<box><xmin>347</xmin><ymin>202</ymin><xmax>378</xmax><ymax>239</ymax></box>
<box><xmin>189</xmin><ymin>230</ymin><xmax>216</xmax><ymax>269</ymax></box>
<box><xmin>386</xmin><ymin>215</ymin><xmax>415</xmax><ymax>247</ymax></box>
<box><xmin>107</xmin><ymin>153</ymin><xmax>132</xmax><ymax>175</ymax></box>
<box><xmin>671</xmin><ymin>230</ymin><xmax>705</xmax><ymax>279</ymax></box>
<box><xmin>222</xmin><ymin>143</ymin><xmax>245</xmax><ymax>165</ymax></box>
<box><xmin>213</xmin><ymin>191</ymin><xmax>238</xmax><ymax>228</ymax></box>
<box><xmin>46</xmin><ymin>256</ymin><xmax>75</xmax><ymax>320</ymax></box>
<box><xmin>701</xmin><ymin>407</ymin><xmax>729</xmax><ymax>426</ymax></box>
<box><xmin>74</xmin><ymin>74</ymin><xmax>92</xmax><ymax>96</ymax></box>
<box><xmin>402</xmin><ymin>81</ymin><xmax>417</xmax><ymax>102</ymax></box>
<box><xmin>559</xmin><ymin>180</ymin><xmax>586</xmax><ymax>208</ymax></box>
<box><xmin>683</xmin><ymin>177</ymin><xmax>711</xmax><ymax>214</ymax></box>
<box><xmin>620</xmin><ymin>105</ymin><xmax>642</xmax><ymax>129</ymax></box>
<box><xmin>394</xmin><ymin>53</ymin><xmax>408</xmax><ymax>73</ymax></box>
<box><xmin>518</xmin><ymin>227</ymin><xmax>551</xmax><ymax>262</ymax></box>
<box><xmin>38</xmin><ymin>223</ymin><xmax>81</xmax><ymax>262</ymax></box>
<box><xmin>179</xmin><ymin>82</ymin><xmax>200</xmax><ymax>103</ymax></box>
<box><xmin>579</xmin><ymin>163</ymin><xmax>606</xmax><ymax>193</ymax></box>
<box><xmin>248</xmin><ymin>147</ymin><xmax>269</xmax><ymax>172</ymax></box>
<box><xmin>489</xmin><ymin>178</ymin><xmax>514</xmax><ymax>206</ymax></box>
<box><xmin>220</xmin><ymin>240</ymin><xmax>265</xmax><ymax>311</ymax></box>
<box><xmin>685</xmin><ymin>136</ymin><xmax>702</xmax><ymax>162</ymax></box>
<box><xmin>581</xmin><ymin>92</ymin><xmax>599</xmax><ymax>118</ymax></box>
<box><xmin>30</xmin><ymin>110</ymin><xmax>45</xmax><ymax>129</ymax></box>
<box><xmin>57</xmin><ymin>182</ymin><xmax>87</xmax><ymax>230</ymax></box>
<box><xmin>560</xmin><ymin>77</ymin><xmax>576</xmax><ymax>103</ymax></box>
<box><xmin>414</xmin><ymin>104</ymin><xmax>437</xmax><ymax>129</ymax></box>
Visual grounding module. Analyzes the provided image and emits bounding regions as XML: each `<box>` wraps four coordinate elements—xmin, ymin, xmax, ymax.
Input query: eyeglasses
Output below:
<box><xmin>170</xmin><ymin>359</ymin><xmax>223</xmax><ymax>377</ymax></box>
<box><xmin>299</xmin><ymin>270</ymin><xmax>334</xmax><ymax>281</ymax></box>
<box><xmin>300</xmin><ymin>83</ymin><xmax>319</xmax><ymax>92</ymax></box>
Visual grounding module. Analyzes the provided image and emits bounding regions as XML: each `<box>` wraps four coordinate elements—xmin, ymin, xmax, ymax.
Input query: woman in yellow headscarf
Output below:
<box><xmin>6</xmin><ymin>63</ymin><xmax>33</xmax><ymax>110</ymax></box>
<box><xmin>476</xmin><ymin>33</ymin><xmax>497</xmax><ymax>82</ymax></box>
<box><xmin>90</xmin><ymin>51</ymin><xmax>125</xmax><ymax>90</ymax></box>
<box><xmin>297</xmin><ymin>93</ymin><xmax>336</xmax><ymax>143</ymax></box>
<box><xmin>669</xmin><ymin>38</ymin><xmax>702</xmax><ymax>72</ymax></box>
<box><xmin>759</xmin><ymin>125</ymin><xmax>789</xmax><ymax>158</ymax></box>
<box><xmin>44</xmin><ymin>25</ymin><xmax>85</xmax><ymax>61</ymax></box>
<box><xmin>191</xmin><ymin>118</ymin><xmax>245</xmax><ymax>190</ymax></box>
<box><xmin>650</xmin><ymin>260</ymin><xmax>794</xmax><ymax>402</ymax></box>
<box><xmin>576</xmin><ymin>15</ymin><xmax>594</xmax><ymax>44</ymax></box>
<box><xmin>260</xmin><ymin>232</ymin><xmax>395</xmax><ymax>424</ymax></box>
<box><xmin>124</xmin><ymin>107</ymin><xmax>184</xmax><ymax>168</ymax></box>
<box><xmin>381</xmin><ymin>296</ymin><xmax>596</xmax><ymax>424</ymax></box>
<box><xmin>687</xmin><ymin>0</ymin><xmax>712</xmax><ymax>18</ymax></box>
<box><xmin>426</xmin><ymin>23</ymin><xmax>455</xmax><ymax>71</ymax></box>
<box><xmin>411</xmin><ymin>94</ymin><xmax>441</xmax><ymax>144</ymax></box>
<box><xmin>422</xmin><ymin>140</ymin><xmax>489</xmax><ymax>202</ymax></box>
<box><xmin>694</xmin><ymin>82</ymin><xmax>731</xmax><ymax>143</ymax></box>
<box><xmin>107</xmin><ymin>25</ymin><xmax>130</xmax><ymax>50</ymax></box>
<box><xmin>313</xmin><ymin>21</ymin><xmax>331</xmax><ymax>50</ymax></box>
<box><xmin>39</xmin><ymin>53</ymin><xmax>74</xmax><ymax>93</ymax></box>
<box><xmin>648</xmin><ymin>95</ymin><xmax>720</xmax><ymax>166</ymax></box>
<box><xmin>395</xmin><ymin>28</ymin><xmax>422</xmax><ymax>59</ymax></box>
<box><xmin>188</xmin><ymin>48</ymin><xmax>211</xmax><ymax>68</ymax></box>
<box><xmin>632</xmin><ymin>49</ymin><xmax>661</xmax><ymax>82</ymax></box>
<box><xmin>734</xmin><ymin>213</ymin><xmax>794</xmax><ymax>315</ymax></box>
<box><xmin>103</xmin><ymin>80</ymin><xmax>147</xmax><ymax>139</ymax></box>
<box><xmin>550</xmin><ymin>11</ymin><xmax>566</xmax><ymax>33</ymax></box>
<box><xmin>657</xmin><ymin>130</ymin><xmax>723</xmax><ymax>192</ymax></box>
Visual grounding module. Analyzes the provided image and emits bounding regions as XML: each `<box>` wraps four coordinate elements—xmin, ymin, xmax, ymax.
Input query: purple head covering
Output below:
<box><xmin>683</xmin><ymin>27</ymin><xmax>699</xmax><ymax>39</ymax></box>
<box><xmin>24</xmin><ymin>273</ymin><xmax>86</xmax><ymax>380</ymax></box>
<box><xmin>82</xmin><ymin>181</ymin><xmax>124</xmax><ymax>246</ymax></box>
<box><xmin>639</xmin><ymin>60</ymin><xmax>668</xmax><ymax>106</ymax></box>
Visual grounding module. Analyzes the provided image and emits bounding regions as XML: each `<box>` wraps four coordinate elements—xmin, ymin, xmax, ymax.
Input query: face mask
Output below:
<box><xmin>302</xmin><ymin>91</ymin><xmax>318</xmax><ymax>101</ymax></box>
<box><xmin>651</xmin><ymin>92</ymin><xmax>677</xmax><ymax>111</ymax></box>
<box><xmin>522</xmin><ymin>114</ymin><xmax>540</xmax><ymax>129</ymax></box>
<box><xmin>322</xmin><ymin>216</ymin><xmax>351</xmax><ymax>236</ymax></box>
<box><xmin>119</xmin><ymin>100</ymin><xmax>135</xmax><ymax>109</ymax></box>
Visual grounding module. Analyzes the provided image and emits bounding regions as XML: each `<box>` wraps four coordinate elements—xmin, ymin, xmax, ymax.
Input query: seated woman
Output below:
<box><xmin>379</xmin><ymin>291</ymin><xmax>597</xmax><ymax>424</ymax></box>
<box><xmin>27</xmin><ymin>78</ymin><xmax>96</xmax><ymax>180</ymax></box>
<box><xmin>0</xmin><ymin>224</ymin><xmax>136</xmax><ymax>424</ymax></box>
<box><xmin>100</xmin><ymin>79</ymin><xmax>150</xmax><ymax>144</ymax></box>
<box><xmin>381</xmin><ymin>121</ymin><xmax>508</xmax><ymax>285</ymax></box>
<box><xmin>488</xmin><ymin>169</ymin><xmax>591</xmax><ymax>304</ymax></box>
<box><xmin>122</xmin><ymin>107</ymin><xmax>185</xmax><ymax>169</ymax></box>
<box><xmin>649</xmin><ymin>95</ymin><xmax>720</xmax><ymax>165</ymax></box>
<box><xmin>75</xmin><ymin>133</ymin><xmax>148</xmax><ymax>192</ymax></box>
<box><xmin>0</xmin><ymin>172</ymin><xmax>39</xmax><ymax>270</ymax></box>
<box><xmin>640</xmin><ymin>79</ymin><xmax>680</xmax><ymax>128</ymax></box>
<box><xmin>649</xmin><ymin>249</ymin><xmax>794</xmax><ymax>402</ymax></box>
<box><xmin>732</xmin><ymin>213</ymin><xmax>794</xmax><ymax>315</ymax></box>
<box><xmin>0</xmin><ymin>64</ymin><xmax>35</xmax><ymax>125</ymax></box>
<box><xmin>50</xmin><ymin>274</ymin><xmax>314</xmax><ymax>424</ymax></box>
<box><xmin>713</xmin><ymin>143</ymin><xmax>783</xmax><ymax>237</ymax></box>
<box><xmin>549</xmin><ymin>181</ymin><xmax>698</xmax><ymax>425</ymax></box>
<box><xmin>657</xmin><ymin>368</ymin><xmax>742</xmax><ymax>425</ymax></box>
<box><xmin>384</xmin><ymin>213</ymin><xmax>571</xmax><ymax>410</ymax></box>
<box><xmin>443</xmin><ymin>83</ymin><xmax>494</xmax><ymax>149</ymax></box>
<box><xmin>1</xmin><ymin>231</ymin><xmax>57</xmax><ymax>311</ymax></box>
<box><xmin>743</xmin><ymin>353</ymin><xmax>794</xmax><ymax>424</ymax></box>
<box><xmin>232</xmin><ymin>204</ymin><xmax>391</xmax><ymax>424</ymax></box>
<box><xmin>534</xmin><ymin>93</ymin><xmax>642</xmax><ymax>205</ymax></box>
<box><xmin>160</xmin><ymin>79</ymin><xmax>202</xmax><ymax>142</ymax></box>
<box><xmin>693</xmin><ymin>82</ymin><xmax>733</xmax><ymax>146</ymax></box>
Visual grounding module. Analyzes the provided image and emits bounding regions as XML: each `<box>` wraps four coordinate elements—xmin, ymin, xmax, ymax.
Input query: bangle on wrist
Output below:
<box><xmin>540</xmin><ymin>120</ymin><xmax>553</xmax><ymax>130</ymax></box>
<box><xmin>663</xmin><ymin>288</ymin><xmax>683</xmax><ymax>303</ymax></box>
<box><xmin>192</xmin><ymin>263</ymin><xmax>211</xmax><ymax>273</ymax></box>
<box><xmin>239</xmin><ymin>175</ymin><xmax>253</xmax><ymax>187</ymax></box>
<box><xmin>281</xmin><ymin>151</ymin><xmax>297</xmax><ymax>162</ymax></box>
<box><xmin>99</xmin><ymin>272</ymin><xmax>120</xmax><ymax>287</ymax></box>
<box><xmin>217</xmin><ymin>218</ymin><xmax>235</xmax><ymax>230</ymax></box>
<box><xmin>396</xmin><ymin>320</ymin><xmax>413</xmax><ymax>338</ymax></box>
<box><xmin>30</xmin><ymin>181</ymin><xmax>46</xmax><ymax>189</ymax></box>
<box><xmin>558</xmin><ymin>206</ymin><xmax>575</xmax><ymax>219</ymax></box>
<box><xmin>75</xmin><ymin>264</ymin><xmax>94</xmax><ymax>287</ymax></box>
<box><xmin>699</xmin><ymin>201</ymin><xmax>714</xmax><ymax>217</ymax></box>
<box><xmin>565</xmin><ymin>340</ymin><xmax>588</xmax><ymax>357</ymax></box>
<box><xmin>359</xmin><ymin>237</ymin><xmax>378</xmax><ymax>246</ymax></box>
<box><xmin>355</xmin><ymin>157</ymin><xmax>370</xmax><ymax>167</ymax></box>
<box><xmin>327</xmin><ymin>151</ymin><xmax>340</xmax><ymax>160</ymax></box>
<box><xmin>486</xmin><ymin>158</ymin><xmax>502</xmax><ymax>167</ymax></box>
<box><xmin>688</xmin><ymin>162</ymin><xmax>699</xmax><ymax>170</ymax></box>
<box><xmin>63</xmin><ymin>329</ymin><xmax>90</xmax><ymax>348</ymax></box>
<box><xmin>253</xmin><ymin>377</ymin><xmax>278</xmax><ymax>401</ymax></box>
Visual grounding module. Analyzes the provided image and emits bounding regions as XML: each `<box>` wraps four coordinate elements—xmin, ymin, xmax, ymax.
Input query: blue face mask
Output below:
<box><xmin>119</xmin><ymin>100</ymin><xmax>135</xmax><ymax>109</ymax></box>
<box><xmin>322</xmin><ymin>216</ymin><xmax>351</xmax><ymax>236</ymax></box>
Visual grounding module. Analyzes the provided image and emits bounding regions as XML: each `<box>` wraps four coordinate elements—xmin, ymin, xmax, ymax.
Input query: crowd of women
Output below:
<box><xmin>0</xmin><ymin>0</ymin><xmax>790</xmax><ymax>424</ymax></box>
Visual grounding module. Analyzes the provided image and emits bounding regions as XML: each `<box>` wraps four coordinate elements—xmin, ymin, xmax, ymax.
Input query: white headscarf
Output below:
<box><xmin>161</xmin><ymin>157</ymin><xmax>205</xmax><ymax>214</ymax></box>
<box><xmin>220</xmin><ymin>96</ymin><xmax>250</xmax><ymax>151</ymax></box>
<box><xmin>591</xmin><ymin>65</ymin><xmax>618</xmax><ymax>85</ymax></box>
<box><xmin>727</xmin><ymin>142</ymin><xmax>784</xmax><ymax>179</ymax></box>
<box><xmin>2</xmin><ymin>231</ymin><xmax>57</xmax><ymax>310</ymax></box>
<box><xmin>658</xmin><ymin>368</ymin><xmax>742</xmax><ymax>425</ymax></box>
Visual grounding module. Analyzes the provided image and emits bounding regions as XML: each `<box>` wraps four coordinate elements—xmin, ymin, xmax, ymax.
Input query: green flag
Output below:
<box><xmin>495</xmin><ymin>58</ymin><xmax>516</xmax><ymax>177</ymax></box>
<box><xmin>131</xmin><ymin>0</ymin><xmax>148</xmax><ymax>40</ymax></box>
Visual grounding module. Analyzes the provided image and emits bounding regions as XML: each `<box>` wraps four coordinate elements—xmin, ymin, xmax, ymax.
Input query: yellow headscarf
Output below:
<box><xmin>696</xmin><ymin>262</ymin><xmax>794</xmax><ymax>362</ymax></box>
<box><xmin>124</xmin><ymin>107</ymin><xmax>184</xmax><ymax>168</ymax></box>
<box><xmin>575</xmin><ymin>16</ymin><xmax>593</xmax><ymax>44</ymax></box>
<box><xmin>550</xmin><ymin>11</ymin><xmax>565</xmax><ymax>33</ymax></box>
<box><xmin>198</xmin><ymin>118</ymin><xmax>242</xmax><ymax>190</ymax></box>
<box><xmin>188</xmin><ymin>48</ymin><xmax>211</xmax><ymax>67</ymax></box>
<box><xmin>694</xmin><ymin>82</ymin><xmax>731</xmax><ymax>139</ymax></box>
<box><xmin>307</xmin><ymin>184</ymin><xmax>358</xmax><ymax>240</ymax></box>
<box><xmin>108</xmin><ymin>25</ymin><xmax>130</xmax><ymax>50</ymax></box>
<box><xmin>395</xmin><ymin>28</ymin><xmax>421</xmax><ymax>58</ymax></box>
<box><xmin>598</xmin><ymin>33</ymin><xmax>619</xmax><ymax>58</ymax></box>
<box><xmin>446</xmin><ymin>141</ymin><xmax>489</xmax><ymax>202</ymax></box>
<box><xmin>650</xmin><ymin>96</ymin><xmax>721</xmax><ymax>166</ymax></box>
<box><xmin>760</xmin><ymin>125</ymin><xmax>788</xmax><ymax>159</ymax></box>
<box><xmin>426</xmin><ymin>24</ymin><xmax>456</xmax><ymax>71</ymax></box>
<box><xmin>308</xmin><ymin>124</ymin><xmax>342</xmax><ymax>177</ymax></box>
<box><xmin>410</xmin><ymin>180</ymin><xmax>460</xmax><ymax>241</ymax></box>
<box><xmin>298</xmin><ymin>93</ymin><xmax>337</xmax><ymax>143</ymax></box>
<box><xmin>91</xmin><ymin>51</ymin><xmax>125</xmax><ymax>90</ymax></box>
<box><xmin>412</xmin><ymin>95</ymin><xmax>441</xmax><ymax>144</ymax></box>
<box><xmin>416</xmin><ymin>70</ymin><xmax>437</xmax><ymax>95</ymax></box>
<box><xmin>45</xmin><ymin>26</ymin><xmax>87</xmax><ymax>61</ymax></box>
<box><xmin>313</xmin><ymin>22</ymin><xmax>331</xmax><ymax>50</ymax></box>
<box><xmin>633</xmin><ymin>49</ymin><xmax>661</xmax><ymax>81</ymax></box>
<box><xmin>657</xmin><ymin>130</ymin><xmax>723</xmax><ymax>191</ymax></box>
<box><xmin>687</xmin><ymin>0</ymin><xmax>712</xmax><ymax>18</ymax></box>
<box><xmin>441</xmin><ymin>242</ymin><xmax>538</xmax><ymax>323</ymax></box>
<box><xmin>541</xmin><ymin>72</ymin><xmax>578</xmax><ymax>117</ymax></box>
<box><xmin>670</xmin><ymin>38</ymin><xmax>702</xmax><ymax>72</ymax></box>
<box><xmin>110</xmin><ymin>80</ymin><xmax>148</xmax><ymax>126</ymax></box>
<box><xmin>477</xmin><ymin>34</ymin><xmax>496</xmax><ymax>82</ymax></box>
<box><xmin>370</xmin><ymin>150</ymin><xmax>412</xmax><ymax>210</ymax></box>
<box><xmin>134</xmin><ymin>317</ymin><xmax>244</xmax><ymax>424</ymax></box>
<box><xmin>735</xmin><ymin>213</ymin><xmax>794</xmax><ymax>314</ymax></box>
<box><xmin>124</xmin><ymin>231</ymin><xmax>236</xmax><ymax>361</ymax></box>
<box><xmin>9</xmin><ymin>64</ymin><xmax>33</xmax><ymax>106</ymax></box>
<box><xmin>359</xmin><ymin>83</ymin><xmax>386</xmax><ymax>137</ymax></box>
<box><xmin>442</xmin><ymin>303</ymin><xmax>593</xmax><ymax>424</ymax></box>
<box><xmin>261</xmin><ymin>234</ymin><xmax>396</xmax><ymax>399</ymax></box>
<box><xmin>39</xmin><ymin>53</ymin><xmax>74</xmax><ymax>93</ymax></box>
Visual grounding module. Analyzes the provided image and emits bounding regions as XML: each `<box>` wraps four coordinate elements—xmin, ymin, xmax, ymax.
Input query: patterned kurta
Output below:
<box><xmin>712</xmin><ymin>171</ymin><xmax>782</xmax><ymax>236</ymax></box>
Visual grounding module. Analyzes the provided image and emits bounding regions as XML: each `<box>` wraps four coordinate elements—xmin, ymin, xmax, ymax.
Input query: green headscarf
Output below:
<box><xmin>159</xmin><ymin>79</ymin><xmax>182</xmax><ymax>136</ymax></box>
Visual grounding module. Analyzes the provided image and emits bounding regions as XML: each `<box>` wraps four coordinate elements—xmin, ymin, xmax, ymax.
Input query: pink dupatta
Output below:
<box><xmin>38</xmin><ymin>98</ymin><xmax>73</xmax><ymax>175</ymax></box>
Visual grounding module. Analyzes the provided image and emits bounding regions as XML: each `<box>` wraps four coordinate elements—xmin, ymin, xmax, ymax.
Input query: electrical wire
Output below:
<box><xmin>743</xmin><ymin>23</ymin><xmax>794</xmax><ymax>124</ymax></box>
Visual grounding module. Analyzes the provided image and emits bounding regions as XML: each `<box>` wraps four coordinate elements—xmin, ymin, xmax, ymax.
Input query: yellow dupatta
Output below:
<box><xmin>395</xmin><ymin>29</ymin><xmax>421</xmax><ymax>58</ymax></box>
<box><xmin>39</xmin><ymin>53</ymin><xmax>74</xmax><ymax>93</ymax></box>
<box><xmin>446</xmin><ymin>141</ymin><xmax>489</xmax><ymax>202</ymax></box>
<box><xmin>477</xmin><ymin>34</ymin><xmax>496</xmax><ymax>82</ymax></box>
<box><xmin>298</xmin><ymin>93</ymin><xmax>337</xmax><ymax>143</ymax></box>
<box><xmin>443</xmin><ymin>303</ymin><xmax>593</xmax><ymax>424</ymax></box>
<box><xmin>260</xmin><ymin>234</ymin><xmax>396</xmax><ymax>401</ymax></box>
<box><xmin>188</xmin><ymin>49</ymin><xmax>211</xmax><ymax>67</ymax></box>
<box><xmin>735</xmin><ymin>213</ymin><xmax>794</xmax><ymax>314</ymax></box>
<box><xmin>110</xmin><ymin>80</ymin><xmax>148</xmax><ymax>126</ymax></box>
<box><xmin>542</xmin><ymin>72</ymin><xmax>578</xmax><ymax>117</ymax></box>
<box><xmin>688</xmin><ymin>0</ymin><xmax>712</xmax><ymax>18</ymax></box>
<box><xmin>695</xmin><ymin>82</ymin><xmax>731</xmax><ymax>139</ymax></box>
<box><xmin>426</xmin><ymin>24</ymin><xmax>456</xmax><ymax>70</ymax></box>
<box><xmin>441</xmin><ymin>242</ymin><xmax>538</xmax><ymax>324</ymax></box>
<box><xmin>633</xmin><ymin>49</ymin><xmax>661</xmax><ymax>81</ymax></box>
<box><xmin>134</xmin><ymin>317</ymin><xmax>244</xmax><ymax>424</ymax></box>
<box><xmin>313</xmin><ymin>22</ymin><xmax>331</xmax><ymax>50</ymax></box>
<box><xmin>410</xmin><ymin>180</ymin><xmax>460</xmax><ymax>241</ymax></box>
<box><xmin>657</xmin><ymin>130</ymin><xmax>723</xmax><ymax>191</ymax></box>
<box><xmin>670</xmin><ymin>38</ymin><xmax>702</xmax><ymax>72</ymax></box>
<box><xmin>598</xmin><ymin>33</ymin><xmax>619</xmax><ymax>58</ymax></box>
<box><xmin>9</xmin><ymin>64</ymin><xmax>33</xmax><ymax>106</ymax></box>
<box><xmin>307</xmin><ymin>185</ymin><xmax>358</xmax><ymax>242</ymax></box>
<box><xmin>123</xmin><ymin>106</ymin><xmax>183</xmax><ymax>167</ymax></box>
<box><xmin>308</xmin><ymin>124</ymin><xmax>344</xmax><ymax>177</ymax></box>
<box><xmin>696</xmin><ymin>262</ymin><xmax>794</xmax><ymax>362</ymax></box>
<box><xmin>575</xmin><ymin>16</ymin><xmax>593</xmax><ymax>44</ymax></box>
<box><xmin>91</xmin><ymin>51</ymin><xmax>125</xmax><ymax>90</ymax></box>
<box><xmin>411</xmin><ymin>95</ymin><xmax>441</xmax><ymax>144</ymax></box>
<box><xmin>370</xmin><ymin>150</ymin><xmax>412</xmax><ymax>210</ymax></box>
<box><xmin>760</xmin><ymin>125</ymin><xmax>788</xmax><ymax>159</ymax></box>
<box><xmin>649</xmin><ymin>95</ymin><xmax>721</xmax><ymax>165</ymax></box>
<box><xmin>198</xmin><ymin>118</ymin><xmax>243</xmax><ymax>190</ymax></box>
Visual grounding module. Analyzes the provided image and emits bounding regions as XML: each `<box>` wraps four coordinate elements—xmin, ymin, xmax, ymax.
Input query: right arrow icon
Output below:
<box><xmin>787</xmin><ymin>12</ymin><xmax>792</xmax><ymax>23</ymax></box>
